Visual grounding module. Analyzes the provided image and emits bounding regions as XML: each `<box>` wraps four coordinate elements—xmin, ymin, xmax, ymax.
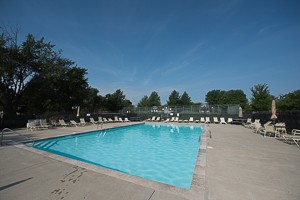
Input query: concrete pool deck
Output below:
<box><xmin>1</xmin><ymin>122</ymin><xmax>300</xmax><ymax>199</ymax></box>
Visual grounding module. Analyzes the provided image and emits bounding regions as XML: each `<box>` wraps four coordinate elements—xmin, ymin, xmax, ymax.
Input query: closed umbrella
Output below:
<box><xmin>238</xmin><ymin>106</ymin><xmax>243</xmax><ymax>118</ymax></box>
<box><xmin>271</xmin><ymin>100</ymin><xmax>277</xmax><ymax>120</ymax></box>
<box><xmin>76</xmin><ymin>106</ymin><xmax>80</xmax><ymax>117</ymax></box>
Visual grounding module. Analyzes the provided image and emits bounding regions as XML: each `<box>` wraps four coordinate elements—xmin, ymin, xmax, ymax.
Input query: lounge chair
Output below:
<box><xmin>79</xmin><ymin>118</ymin><xmax>86</xmax><ymax>126</ymax></box>
<box><xmin>220</xmin><ymin>117</ymin><xmax>227</xmax><ymax>124</ymax></box>
<box><xmin>40</xmin><ymin>119</ymin><xmax>51</xmax><ymax>129</ymax></box>
<box><xmin>124</xmin><ymin>118</ymin><xmax>130</xmax><ymax>122</ymax></box>
<box><xmin>281</xmin><ymin>134</ymin><xmax>300</xmax><ymax>147</ymax></box>
<box><xmin>70</xmin><ymin>120</ymin><xmax>79</xmax><ymax>126</ymax></box>
<box><xmin>90</xmin><ymin>118</ymin><xmax>98</xmax><ymax>124</ymax></box>
<box><xmin>164</xmin><ymin>118</ymin><xmax>170</xmax><ymax>123</ymax></box>
<box><xmin>108</xmin><ymin>118</ymin><xmax>114</xmax><ymax>123</ymax></box>
<box><xmin>227</xmin><ymin>118</ymin><xmax>233</xmax><ymax>124</ymax></box>
<box><xmin>155</xmin><ymin>117</ymin><xmax>161</xmax><ymax>122</ymax></box>
<box><xmin>200</xmin><ymin>117</ymin><xmax>205</xmax><ymax>123</ymax></box>
<box><xmin>103</xmin><ymin>118</ymin><xmax>108</xmax><ymax>123</ymax></box>
<box><xmin>263</xmin><ymin>124</ymin><xmax>279</xmax><ymax>137</ymax></box>
<box><xmin>114</xmin><ymin>116</ymin><xmax>119</xmax><ymax>122</ymax></box>
<box><xmin>27</xmin><ymin>120</ymin><xmax>38</xmax><ymax>130</ymax></box>
<box><xmin>118</xmin><ymin>117</ymin><xmax>124</xmax><ymax>122</ymax></box>
<box><xmin>205</xmin><ymin>117</ymin><xmax>211</xmax><ymax>124</ymax></box>
<box><xmin>194</xmin><ymin>118</ymin><xmax>200</xmax><ymax>123</ymax></box>
<box><xmin>59</xmin><ymin>119</ymin><xmax>68</xmax><ymax>127</ymax></box>
<box><xmin>213</xmin><ymin>117</ymin><xmax>219</xmax><ymax>124</ymax></box>
<box><xmin>170</xmin><ymin>117</ymin><xmax>175</xmax><ymax>122</ymax></box>
<box><xmin>174</xmin><ymin>117</ymin><xmax>179</xmax><ymax>122</ymax></box>
<box><xmin>189</xmin><ymin>117</ymin><xmax>194</xmax><ymax>123</ymax></box>
<box><xmin>246</xmin><ymin>118</ymin><xmax>252</xmax><ymax>124</ymax></box>
<box><xmin>51</xmin><ymin>120</ymin><xmax>58</xmax><ymax>127</ymax></box>
<box><xmin>250</xmin><ymin>119</ymin><xmax>260</xmax><ymax>129</ymax></box>
<box><xmin>151</xmin><ymin>116</ymin><xmax>156</xmax><ymax>121</ymax></box>
<box><xmin>292</xmin><ymin>129</ymin><xmax>300</xmax><ymax>135</ymax></box>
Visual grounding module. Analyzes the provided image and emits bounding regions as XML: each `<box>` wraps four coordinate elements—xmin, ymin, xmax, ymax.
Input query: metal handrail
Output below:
<box><xmin>1</xmin><ymin>128</ymin><xmax>34</xmax><ymax>146</ymax></box>
<box><xmin>97</xmin><ymin>122</ymin><xmax>104</xmax><ymax>130</ymax></box>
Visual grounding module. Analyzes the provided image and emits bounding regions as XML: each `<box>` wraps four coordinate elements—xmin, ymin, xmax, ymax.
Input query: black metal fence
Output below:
<box><xmin>1</xmin><ymin>109</ymin><xmax>299</xmax><ymax>132</ymax></box>
<box><xmin>251</xmin><ymin>111</ymin><xmax>300</xmax><ymax>132</ymax></box>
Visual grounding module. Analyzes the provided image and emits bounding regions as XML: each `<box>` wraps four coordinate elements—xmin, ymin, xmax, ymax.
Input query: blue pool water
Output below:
<box><xmin>31</xmin><ymin>124</ymin><xmax>203</xmax><ymax>189</ymax></box>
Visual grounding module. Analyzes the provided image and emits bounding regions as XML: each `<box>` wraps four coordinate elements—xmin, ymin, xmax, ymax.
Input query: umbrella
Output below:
<box><xmin>271</xmin><ymin>100</ymin><xmax>277</xmax><ymax>120</ymax></box>
<box><xmin>238</xmin><ymin>106</ymin><xmax>243</xmax><ymax>118</ymax></box>
<box><xmin>76</xmin><ymin>106</ymin><xmax>80</xmax><ymax>117</ymax></box>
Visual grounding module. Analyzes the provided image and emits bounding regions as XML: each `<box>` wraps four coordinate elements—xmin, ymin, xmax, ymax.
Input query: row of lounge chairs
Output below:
<box><xmin>27</xmin><ymin>119</ymin><xmax>52</xmax><ymax>130</ymax></box>
<box><xmin>28</xmin><ymin>117</ymin><xmax>131</xmax><ymax>129</ymax></box>
<box><xmin>57</xmin><ymin>117</ymin><xmax>131</xmax><ymax>127</ymax></box>
<box><xmin>244</xmin><ymin>118</ymin><xmax>300</xmax><ymax>147</ymax></box>
<box><xmin>147</xmin><ymin>116</ymin><xmax>233</xmax><ymax>124</ymax></box>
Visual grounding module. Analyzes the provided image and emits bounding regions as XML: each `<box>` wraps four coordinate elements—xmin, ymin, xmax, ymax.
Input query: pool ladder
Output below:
<box><xmin>1</xmin><ymin>128</ymin><xmax>34</xmax><ymax>146</ymax></box>
<box><xmin>97</xmin><ymin>122</ymin><xmax>104</xmax><ymax>130</ymax></box>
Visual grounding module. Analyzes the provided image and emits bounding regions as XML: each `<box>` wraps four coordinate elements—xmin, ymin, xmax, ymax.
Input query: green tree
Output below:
<box><xmin>250</xmin><ymin>83</ymin><xmax>272</xmax><ymax>111</ymax></box>
<box><xmin>137</xmin><ymin>95</ymin><xmax>149</xmax><ymax>107</ymax></box>
<box><xmin>180</xmin><ymin>91</ymin><xmax>192</xmax><ymax>105</ymax></box>
<box><xmin>167</xmin><ymin>90</ymin><xmax>181</xmax><ymax>106</ymax></box>
<box><xmin>205</xmin><ymin>90</ymin><xmax>226</xmax><ymax>105</ymax></box>
<box><xmin>147</xmin><ymin>91</ymin><xmax>161</xmax><ymax>106</ymax></box>
<box><xmin>0</xmin><ymin>28</ymin><xmax>89</xmax><ymax>115</ymax></box>
<box><xmin>220</xmin><ymin>90</ymin><xmax>248</xmax><ymax>108</ymax></box>
<box><xmin>104</xmin><ymin>89</ymin><xmax>132</xmax><ymax>112</ymax></box>
<box><xmin>277</xmin><ymin>90</ymin><xmax>300</xmax><ymax>111</ymax></box>
<box><xmin>83</xmin><ymin>87</ymin><xmax>101</xmax><ymax>113</ymax></box>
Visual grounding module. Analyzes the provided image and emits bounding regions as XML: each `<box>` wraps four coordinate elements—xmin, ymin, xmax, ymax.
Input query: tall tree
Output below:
<box><xmin>105</xmin><ymin>89</ymin><xmax>132</xmax><ymax>112</ymax></box>
<box><xmin>147</xmin><ymin>91</ymin><xmax>161</xmax><ymax>106</ymax></box>
<box><xmin>277</xmin><ymin>90</ymin><xmax>300</xmax><ymax>111</ymax></box>
<box><xmin>0</xmin><ymin>28</ymin><xmax>88</xmax><ymax>115</ymax></box>
<box><xmin>205</xmin><ymin>90</ymin><xmax>226</xmax><ymax>105</ymax></box>
<box><xmin>167</xmin><ymin>90</ymin><xmax>181</xmax><ymax>106</ymax></box>
<box><xmin>220</xmin><ymin>90</ymin><xmax>248</xmax><ymax>108</ymax></box>
<box><xmin>250</xmin><ymin>83</ymin><xmax>272</xmax><ymax>111</ymax></box>
<box><xmin>180</xmin><ymin>91</ymin><xmax>192</xmax><ymax>105</ymax></box>
<box><xmin>137</xmin><ymin>95</ymin><xmax>149</xmax><ymax>107</ymax></box>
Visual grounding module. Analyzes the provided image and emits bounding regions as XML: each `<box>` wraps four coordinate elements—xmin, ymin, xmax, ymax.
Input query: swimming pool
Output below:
<box><xmin>30</xmin><ymin>124</ymin><xmax>203</xmax><ymax>189</ymax></box>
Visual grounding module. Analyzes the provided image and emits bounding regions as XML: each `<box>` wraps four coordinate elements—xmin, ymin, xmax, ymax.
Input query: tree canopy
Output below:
<box><xmin>205</xmin><ymin>90</ymin><xmax>226</xmax><ymax>105</ymax></box>
<box><xmin>167</xmin><ymin>90</ymin><xmax>181</xmax><ymax>106</ymax></box>
<box><xmin>277</xmin><ymin>90</ymin><xmax>300</xmax><ymax>111</ymax></box>
<box><xmin>0</xmin><ymin>29</ymin><xmax>132</xmax><ymax>115</ymax></box>
<box><xmin>250</xmin><ymin>83</ymin><xmax>273</xmax><ymax>111</ymax></box>
<box><xmin>180</xmin><ymin>91</ymin><xmax>192</xmax><ymax>105</ymax></box>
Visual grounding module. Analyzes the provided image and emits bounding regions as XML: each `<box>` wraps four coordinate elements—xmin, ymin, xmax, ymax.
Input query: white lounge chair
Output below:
<box><xmin>118</xmin><ymin>117</ymin><xmax>124</xmax><ymax>122</ymax></box>
<box><xmin>220</xmin><ymin>117</ymin><xmax>227</xmax><ymax>124</ymax></box>
<box><xmin>189</xmin><ymin>117</ymin><xmax>194</xmax><ymax>123</ymax></box>
<box><xmin>59</xmin><ymin>119</ymin><xmax>68</xmax><ymax>127</ymax></box>
<box><xmin>250</xmin><ymin>119</ymin><xmax>260</xmax><ymax>129</ymax></box>
<box><xmin>282</xmin><ymin>134</ymin><xmax>300</xmax><ymax>147</ymax></box>
<box><xmin>292</xmin><ymin>129</ymin><xmax>300</xmax><ymax>135</ymax></box>
<box><xmin>263</xmin><ymin>124</ymin><xmax>279</xmax><ymax>137</ymax></box>
<box><xmin>174</xmin><ymin>117</ymin><xmax>179</xmax><ymax>122</ymax></box>
<box><xmin>108</xmin><ymin>118</ymin><xmax>114</xmax><ymax>123</ymax></box>
<box><xmin>205</xmin><ymin>117</ymin><xmax>211</xmax><ymax>123</ymax></box>
<box><xmin>90</xmin><ymin>118</ymin><xmax>98</xmax><ymax>124</ymax></box>
<box><xmin>200</xmin><ymin>117</ymin><xmax>205</xmax><ymax>123</ymax></box>
<box><xmin>164</xmin><ymin>118</ymin><xmax>170</xmax><ymax>123</ymax></box>
<box><xmin>103</xmin><ymin>118</ymin><xmax>108</xmax><ymax>123</ymax></box>
<box><xmin>124</xmin><ymin>118</ymin><xmax>130</xmax><ymax>122</ymax></box>
<box><xmin>79</xmin><ymin>118</ymin><xmax>86</xmax><ymax>126</ymax></box>
<box><xmin>213</xmin><ymin>117</ymin><xmax>219</xmax><ymax>124</ymax></box>
<box><xmin>155</xmin><ymin>117</ymin><xmax>161</xmax><ymax>122</ymax></box>
<box><xmin>170</xmin><ymin>117</ymin><xmax>175</xmax><ymax>122</ymax></box>
<box><xmin>70</xmin><ymin>120</ymin><xmax>79</xmax><ymax>126</ymax></box>
<box><xmin>98</xmin><ymin>117</ymin><xmax>104</xmax><ymax>123</ymax></box>
<box><xmin>227</xmin><ymin>118</ymin><xmax>233</xmax><ymax>124</ymax></box>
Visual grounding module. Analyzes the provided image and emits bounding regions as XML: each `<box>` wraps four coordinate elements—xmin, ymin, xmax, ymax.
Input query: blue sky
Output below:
<box><xmin>1</xmin><ymin>0</ymin><xmax>300</xmax><ymax>105</ymax></box>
